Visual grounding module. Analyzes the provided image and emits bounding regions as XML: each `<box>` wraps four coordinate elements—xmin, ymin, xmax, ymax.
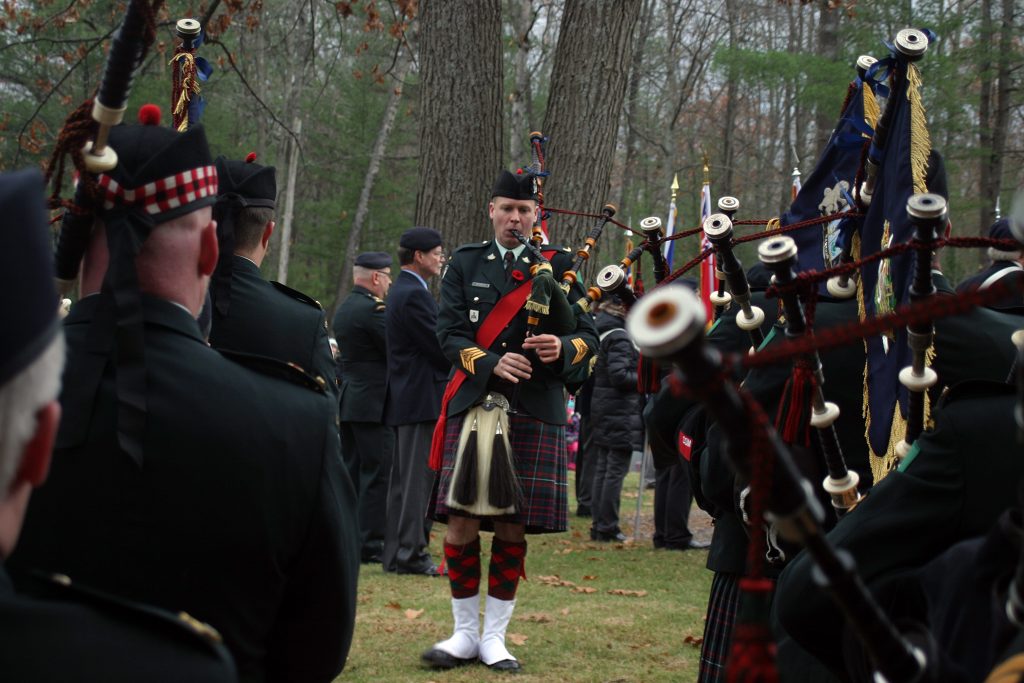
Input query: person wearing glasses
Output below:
<box><xmin>333</xmin><ymin>252</ymin><xmax>394</xmax><ymax>564</ymax></box>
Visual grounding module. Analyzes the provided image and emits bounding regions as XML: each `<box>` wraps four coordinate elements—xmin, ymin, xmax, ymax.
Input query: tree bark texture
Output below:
<box><xmin>415</xmin><ymin>0</ymin><xmax>503</xmax><ymax>250</ymax></box>
<box><xmin>541</xmin><ymin>0</ymin><xmax>640</xmax><ymax>247</ymax></box>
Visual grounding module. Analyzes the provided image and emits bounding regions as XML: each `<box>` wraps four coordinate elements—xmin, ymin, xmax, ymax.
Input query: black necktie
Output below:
<box><xmin>503</xmin><ymin>251</ymin><xmax>516</xmax><ymax>282</ymax></box>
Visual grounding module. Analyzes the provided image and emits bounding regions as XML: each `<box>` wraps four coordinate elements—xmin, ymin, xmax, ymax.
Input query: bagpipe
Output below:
<box><xmin>627</xmin><ymin>283</ymin><xmax>932</xmax><ymax>683</ymax></box>
<box><xmin>50</xmin><ymin>0</ymin><xmax>167</xmax><ymax>297</ymax></box>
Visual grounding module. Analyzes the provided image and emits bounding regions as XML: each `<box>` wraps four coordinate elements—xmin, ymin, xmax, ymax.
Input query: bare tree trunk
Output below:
<box><xmin>978</xmin><ymin>0</ymin><xmax>1014</xmax><ymax>239</ymax></box>
<box><xmin>415</xmin><ymin>0</ymin><xmax>503</xmax><ymax>250</ymax></box>
<box><xmin>541</xmin><ymin>0</ymin><xmax>640</xmax><ymax>260</ymax></box>
<box><xmin>509</xmin><ymin>0</ymin><xmax>533</xmax><ymax>164</ymax></box>
<box><xmin>813</xmin><ymin>0</ymin><xmax>841</xmax><ymax>151</ymax></box>
<box><xmin>331</xmin><ymin>53</ymin><xmax>413</xmax><ymax>314</ymax></box>
<box><xmin>276</xmin><ymin>117</ymin><xmax>302</xmax><ymax>284</ymax></box>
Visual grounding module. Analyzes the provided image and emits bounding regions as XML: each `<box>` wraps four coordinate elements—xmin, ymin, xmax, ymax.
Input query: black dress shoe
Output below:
<box><xmin>592</xmin><ymin>530</ymin><xmax>627</xmax><ymax>543</ymax></box>
<box><xmin>687</xmin><ymin>538</ymin><xmax>711</xmax><ymax>550</ymax></box>
<box><xmin>421</xmin><ymin>647</ymin><xmax>476</xmax><ymax>669</ymax></box>
<box><xmin>485</xmin><ymin>658</ymin><xmax>521</xmax><ymax>672</ymax></box>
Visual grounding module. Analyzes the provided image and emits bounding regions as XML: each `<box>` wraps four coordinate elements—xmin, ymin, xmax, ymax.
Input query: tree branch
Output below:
<box><xmin>205</xmin><ymin>37</ymin><xmax>303</xmax><ymax>152</ymax></box>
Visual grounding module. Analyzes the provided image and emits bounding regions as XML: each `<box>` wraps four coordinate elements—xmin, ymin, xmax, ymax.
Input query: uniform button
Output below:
<box><xmin>473</xmin><ymin>296</ymin><xmax>480</xmax><ymax>303</ymax></box>
<box><xmin>501</xmin><ymin>342</ymin><xmax>507</xmax><ymax>348</ymax></box>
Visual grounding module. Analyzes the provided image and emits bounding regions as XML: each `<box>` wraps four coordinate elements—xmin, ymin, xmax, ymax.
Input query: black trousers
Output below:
<box><xmin>340</xmin><ymin>421</ymin><xmax>394</xmax><ymax>559</ymax></box>
<box><xmin>575</xmin><ymin>415</ymin><xmax>596</xmax><ymax>509</ymax></box>
<box><xmin>653</xmin><ymin>458</ymin><xmax>693</xmax><ymax>548</ymax></box>
<box><xmin>590</xmin><ymin>445</ymin><xmax>631</xmax><ymax>535</ymax></box>
<box><xmin>382</xmin><ymin>421</ymin><xmax>435</xmax><ymax>572</ymax></box>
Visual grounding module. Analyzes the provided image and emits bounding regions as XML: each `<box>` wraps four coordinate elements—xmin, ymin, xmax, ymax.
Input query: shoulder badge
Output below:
<box><xmin>373</xmin><ymin>296</ymin><xmax>386</xmax><ymax>312</ymax></box>
<box><xmin>219</xmin><ymin>349</ymin><xmax>327</xmax><ymax>394</ymax></box>
<box><xmin>35</xmin><ymin>571</ymin><xmax>225</xmax><ymax>647</ymax></box>
<box><xmin>270</xmin><ymin>281</ymin><xmax>323</xmax><ymax>309</ymax></box>
<box><xmin>178</xmin><ymin>611</ymin><xmax>225</xmax><ymax>644</ymax></box>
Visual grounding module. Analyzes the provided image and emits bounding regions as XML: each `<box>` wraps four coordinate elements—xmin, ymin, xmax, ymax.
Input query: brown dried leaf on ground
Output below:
<box><xmin>582</xmin><ymin>575</ymin><xmax>598</xmax><ymax>581</ymax></box>
<box><xmin>608</xmin><ymin>589</ymin><xmax>648</xmax><ymax>597</ymax></box>
<box><xmin>523</xmin><ymin>613</ymin><xmax>553</xmax><ymax>623</ymax></box>
<box><xmin>508</xmin><ymin>633</ymin><xmax>528</xmax><ymax>646</ymax></box>
<box><xmin>404</xmin><ymin>608</ymin><xmax>424</xmax><ymax>620</ymax></box>
<box><xmin>684</xmin><ymin>635</ymin><xmax>704</xmax><ymax>648</ymax></box>
<box><xmin>571</xmin><ymin>586</ymin><xmax>598</xmax><ymax>594</ymax></box>
<box><xmin>384</xmin><ymin>601</ymin><xmax>401</xmax><ymax>609</ymax></box>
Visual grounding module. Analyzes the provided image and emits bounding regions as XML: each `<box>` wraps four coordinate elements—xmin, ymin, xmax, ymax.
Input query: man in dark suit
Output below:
<box><xmin>333</xmin><ymin>251</ymin><xmax>393</xmax><ymax>563</ymax></box>
<box><xmin>422</xmin><ymin>170</ymin><xmax>598</xmax><ymax>672</ymax></box>
<box><xmin>382</xmin><ymin>227</ymin><xmax>449</xmax><ymax>576</ymax></box>
<box><xmin>10</xmin><ymin>123</ymin><xmax>359</xmax><ymax>683</ymax></box>
<box><xmin>207</xmin><ymin>154</ymin><xmax>337</xmax><ymax>397</ymax></box>
<box><xmin>0</xmin><ymin>167</ymin><xmax>237</xmax><ymax>683</ymax></box>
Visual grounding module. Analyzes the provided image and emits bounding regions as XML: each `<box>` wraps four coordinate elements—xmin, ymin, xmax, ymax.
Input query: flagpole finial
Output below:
<box><xmin>671</xmin><ymin>173</ymin><xmax>679</xmax><ymax>200</ymax></box>
<box><xmin>702</xmin><ymin>154</ymin><xmax>710</xmax><ymax>185</ymax></box>
<box><xmin>792</xmin><ymin>166</ymin><xmax>801</xmax><ymax>178</ymax></box>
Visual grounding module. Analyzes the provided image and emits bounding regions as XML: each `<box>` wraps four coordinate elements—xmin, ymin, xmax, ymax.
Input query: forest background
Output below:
<box><xmin>1</xmin><ymin>0</ymin><xmax>1021</xmax><ymax>319</ymax></box>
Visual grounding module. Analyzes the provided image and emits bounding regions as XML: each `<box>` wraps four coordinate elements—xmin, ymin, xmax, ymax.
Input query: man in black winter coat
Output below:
<box><xmin>588</xmin><ymin>298</ymin><xmax>644</xmax><ymax>542</ymax></box>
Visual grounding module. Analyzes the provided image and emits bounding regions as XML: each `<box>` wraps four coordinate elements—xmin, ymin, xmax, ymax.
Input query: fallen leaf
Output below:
<box><xmin>572</xmin><ymin>586</ymin><xmax>598</xmax><ymax>594</ymax></box>
<box><xmin>582</xmin><ymin>575</ymin><xmax>598</xmax><ymax>581</ymax></box>
<box><xmin>684</xmin><ymin>634</ymin><xmax>704</xmax><ymax>648</ymax></box>
<box><xmin>507</xmin><ymin>633</ymin><xmax>528</xmax><ymax>646</ymax></box>
<box><xmin>608</xmin><ymin>589</ymin><xmax>648</xmax><ymax>598</ymax></box>
<box><xmin>560</xmin><ymin>608</ymin><xmax>570</xmax><ymax>616</ymax></box>
<box><xmin>404</xmin><ymin>608</ymin><xmax>424</xmax><ymax>620</ymax></box>
<box><xmin>523</xmin><ymin>613</ymin><xmax>552</xmax><ymax>623</ymax></box>
<box><xmin>384</xmin><ymin>601</ymin><xmax>401</xmax><ymax>610</ymax></box>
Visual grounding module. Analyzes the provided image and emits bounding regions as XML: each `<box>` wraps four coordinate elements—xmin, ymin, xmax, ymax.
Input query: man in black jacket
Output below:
<box><xmin>956</xmin><ymin>218</ymin><xmax>1024</xmax><ymax>310</ymax></box>
<box><xmin>333</xmin><ymin>251</ymin><xmax>394</xmax><ymax>563</ymax></box>
<box><xmin>0</xmin><ymin>168</ymin><xmax>237</xmax><ymax>683</ymax></box>
<box><xmin>207</xmin><ymin>154</ymin><xmax>337</xmax><ymax>398</ymax></box>
<box><xmin>382</xmin><ymin>227</ymin><xmax>449</xmax><ymax>576</ymax></box>
<box><xmin>10</xmin><ymin>123</ymin><xmax>358</xmax><ymax>683</ymax></box>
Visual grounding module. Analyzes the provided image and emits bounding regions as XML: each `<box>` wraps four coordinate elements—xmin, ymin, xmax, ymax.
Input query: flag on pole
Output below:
<box><xmin>780</xmin><ymin>60</ymin><xmax>881</xmax><ymax>290</ymax></box>
<box><xmin>699</xmin><ymin>160</ymin><xmax>715</xmax><ymax>325</ymax></box>
<box><xmin>663</xmin><ymin>174</ymin><xmax>680</xmax><ymax>269</ymax></box>
<box><xmin>858</xmin><ymin>49</ymin><xmax>937</xmax><ymax>475</ymax></box>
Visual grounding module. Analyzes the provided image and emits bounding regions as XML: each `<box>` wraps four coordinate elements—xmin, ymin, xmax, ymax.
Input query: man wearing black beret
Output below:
<box><xmin>422</xmin><ymin>170</ymin><xmax>598</xmax><ymax>672</ymax></box>
<box><xmin>0</xmin><ymin>168</ymin><xmax>238</xmax><ymax>682</ymax></box>
<box><xmin>10</xmin><ymin>122</ymin><xmax>359</xmax><ymax>683</ymax></box>
<box><xmin>333</xmin><ymin>251</ymin><xmax>394</xmax><ymax>564</ymax></box>
<box><xmin>956</xmin><ymin>218</ymin><xmax>1024</xmax><ymax>310</ymax></box>
<box><xmin>382</xmin><ymin>227</ymin><xmax>449</xmax><ymax>576</ymax></box>
<box><xmin>207</xmin><ymin>154</ymin><xmax>338</xmax><ymax>398</ymax></box>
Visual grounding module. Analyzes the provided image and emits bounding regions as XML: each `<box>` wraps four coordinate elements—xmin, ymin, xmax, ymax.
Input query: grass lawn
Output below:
<box><xmin>339</xmin><ymin>471</ymin><xmax>713</xmax><ymax>682</ymax></box>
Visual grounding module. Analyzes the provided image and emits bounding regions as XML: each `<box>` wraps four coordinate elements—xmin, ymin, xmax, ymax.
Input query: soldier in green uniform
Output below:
<box><xmin>207</xmin><ymin>154</ymin><xmax>337</xmax><ymax>398</ymax></box>
<box><xmin>333</xmin><ymin>251</ymin><xmax>394</xmax><ymax>563</ymax></box>
<box><xmin>0</xmin><ymin>167</ymin><xmax>237</xmax><ymax>682</ymax></box>
<box><xmin>421</xmin><ymin>170</ymin><xmax>598</xmax><ymax>672</ymax></box>
<box><xmin>10</xmin><ymin>122</ymin><xmax>359</xmax><ymax>683</ymax></box>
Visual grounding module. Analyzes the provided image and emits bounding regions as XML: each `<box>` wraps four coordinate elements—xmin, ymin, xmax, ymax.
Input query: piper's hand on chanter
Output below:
<box><xmin>522</xmin><ymin>333</ymin><xmax>562</xmax><ymax>363</ymax></box>
<box><xmin>495</xmin><ymin>352</ymin><xmax>533</xmax><ymax>383</ymax></box>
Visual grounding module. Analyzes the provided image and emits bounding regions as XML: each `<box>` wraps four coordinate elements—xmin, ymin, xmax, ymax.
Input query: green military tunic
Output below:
<box><xmin>436</xmin><ymin>240</ymin><xmax>598</xmax><ymax>421</ymax></box>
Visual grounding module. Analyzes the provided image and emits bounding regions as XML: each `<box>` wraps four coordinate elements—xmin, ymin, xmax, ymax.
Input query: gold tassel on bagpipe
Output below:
<box><xmin>447</xmin><ymin>393</ymin><xmax>520</xmax><ymax>516</ymax></box>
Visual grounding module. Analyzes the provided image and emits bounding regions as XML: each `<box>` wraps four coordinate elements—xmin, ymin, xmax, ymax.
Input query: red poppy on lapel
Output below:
<box><xmin>511</xmin><ymin>270</ymin><xmax>525</xmax><ymax>282</ymax></box>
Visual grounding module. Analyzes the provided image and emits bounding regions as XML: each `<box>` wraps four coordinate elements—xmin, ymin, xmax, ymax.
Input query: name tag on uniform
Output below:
<box><xmin>469</xmin><ymin>310</ymin><xmax>480</xmax><ymax>322</ymax></box>
<box><xmin>471</xmin><ymin>281</ymin><xmax>491</xmax><ymax>289</ymax></box>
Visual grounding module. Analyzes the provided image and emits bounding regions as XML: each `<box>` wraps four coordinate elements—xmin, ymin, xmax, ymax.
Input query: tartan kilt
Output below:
<box><xmin>699</xmin><ymin>571</ymin><xmax>741</xmax><ymax>683</ymax></box>
<box><xmin>430</xmin><ymin>410</ymin><xmax>568</xmax><ymax>534</ymax></box>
